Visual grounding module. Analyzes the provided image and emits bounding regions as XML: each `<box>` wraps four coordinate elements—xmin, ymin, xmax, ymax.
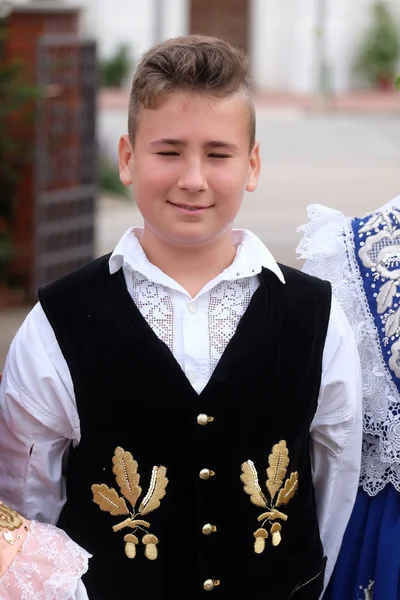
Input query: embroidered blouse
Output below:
<box><xmin>298</xmin><ymin>196</ymin><xmax>400</xmax><ymax>496</ymax></box>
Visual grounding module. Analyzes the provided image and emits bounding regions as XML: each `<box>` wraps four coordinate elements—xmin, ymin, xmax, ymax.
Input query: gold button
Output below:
<box><xmin>199</xmin><ymin>468</ymin><xmax>215</xmax><ymax>480</ymax></box>
<box><xmin>202</xmin><ymin>523</ymin><xmax>217</xmax><ymax>535</ymax></box>
<box><xmin>203</xmin><ymin>579</ymin><xmax>220</xmax><ymax>591</ymax></box>
<box><xmin>197</xmin><ymin>414</ymin><xmax>214</xmax><ymax>426</ymax></box>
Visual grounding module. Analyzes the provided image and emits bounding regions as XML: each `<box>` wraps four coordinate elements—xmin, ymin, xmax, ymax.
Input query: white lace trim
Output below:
<box><xmin>131</xmin><ymin>272</ymin><xmax>175</xmax><ymax>353</ymax></box>
<box><xmin>208</xmin><ymin>278</ymin><xmax>252</xmax><ymax>374</ymax></box>
<box><xmin>0</xmin><ymin>521</ymin><xmax>91</xmax><ymax>600</ymax></box>
<box><xmin>297</xmin><ymin>203</ymin><xmax>400</xmax><ymax>496</ymax></box>
<box><xmin>129</xmin><ymin>270</ymin><xmax>257</xmax><ymax>390</ymax></box>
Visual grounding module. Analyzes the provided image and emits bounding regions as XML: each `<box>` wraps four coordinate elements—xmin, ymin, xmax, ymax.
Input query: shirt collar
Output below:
<box><xmin>109</xmin><ymin>227</ymin><xmax>285</xmax><ymax>286</ymax></box>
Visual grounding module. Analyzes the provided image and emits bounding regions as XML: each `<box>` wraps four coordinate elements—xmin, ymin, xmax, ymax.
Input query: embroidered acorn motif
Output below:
<box><xmin>143</xmin><ymin>533</ymin><xmax>159</xmax><ymax>560</ymax></box>
<box><xmin>91</xmin><ymin>447</ymin><xmax>168</xmax><ymax>560</ymax></box>
<box><xmin>124</xmin><ymin>533</ymin><xmax>139</xmax><ymax>558</ymax></box>
<box><xmin>253</xmin><ymin>528</ymin><xmax>268</xmax><ymax>554</ymax></box>
<box><xmin>271</xmin><ymin>522</ymin><xmax>282</xmax><ymax>547</ymax></box>
<box><xmin>241</xmin><ymin>440</ymin><xmax>299</xmax><ymax>551</ymax></box>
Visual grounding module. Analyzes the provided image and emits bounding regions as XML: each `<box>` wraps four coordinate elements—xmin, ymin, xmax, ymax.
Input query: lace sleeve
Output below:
<box><xmin>0</xmin><ymin>520</ymin><xmax>91</xmax><ymax>600</ymax></box>
<box><xmin>296</xmin><ymin>203</ymin><xmax>348</xmax><ymax>260</ymax></box>
<box><xmin>296</xmin><ymin>203</ymin><xmax>400</xmax><ymax>497</ymax></box>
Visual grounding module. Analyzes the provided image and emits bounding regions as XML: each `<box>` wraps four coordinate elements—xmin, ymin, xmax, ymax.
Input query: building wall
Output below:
<box><xmin>190</xmin><ymin>0</ymin><xmax>249</xmax><ymax>51</ymax></box>
<box><xmin>251</xmin><ymin>0</ymin><xmax>400</xmax><ymax>94</ymax></box>
<box><xmin>77</xmin><ymin>0</ymin><xmax>189</xmax><ymax>60</ymax></box>
<box><xmin>15</xmin><ymin>0</ymin><xmax>398</xmax><ymax>94</ymax></box>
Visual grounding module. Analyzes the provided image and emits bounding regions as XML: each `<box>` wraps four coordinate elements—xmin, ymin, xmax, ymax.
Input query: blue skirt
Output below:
<box><xmin>323</xmin><ymin>484</ymin><xmax>400</xmax><ymax>600</ymax></box>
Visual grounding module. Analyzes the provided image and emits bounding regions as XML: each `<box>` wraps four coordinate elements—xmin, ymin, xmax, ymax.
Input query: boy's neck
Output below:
<box><xmin>139</xmin><ymin>230</ymin><xmax>237</xmax><ymax>298</ymax></box>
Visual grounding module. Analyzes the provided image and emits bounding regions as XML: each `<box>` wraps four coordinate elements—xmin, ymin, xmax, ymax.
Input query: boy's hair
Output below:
<box><xmin>128</xmin><ymin>35</ymin><xmax>255</xmax><ymax>150</ymax></box>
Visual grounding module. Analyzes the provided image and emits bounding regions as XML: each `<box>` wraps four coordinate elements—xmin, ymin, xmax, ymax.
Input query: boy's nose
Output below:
<box><xmin>177</xmin><ymin>162</ymin><xmax>208</xmax><ymax>194</ymax></box>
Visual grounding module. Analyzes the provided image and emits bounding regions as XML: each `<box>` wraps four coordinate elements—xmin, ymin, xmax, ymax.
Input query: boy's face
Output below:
<box><xmin>118</xmin><ymin>91</ymin><xmax>260</xmax><ymax>249</ymax></box>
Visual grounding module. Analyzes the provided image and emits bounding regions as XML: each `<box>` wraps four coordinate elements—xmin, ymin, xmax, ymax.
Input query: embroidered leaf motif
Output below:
<box><xmin>266</xmin><ymin>440</ymin><xmax>290</xmax><ymax>502</ymax></box>
<box><xmin>139</xmin><ymin>466</ymin><xmax>168</xmax><ymax>516</ymax></box>
<box><xmin>385</xmin><ymin>308</ymin><xmax>400</xmax><ymax>338</ymax></box>
<box><xmin>377</xmin><ymin>280</ymin><xmax>397</xmax><ymax>314</ymax></box>
<box><xmin>276</xmin><ymin>472</ymin><xmax>299</xmax><ymax>506</ymax></box>
<box><xmin>241</xmin><ymin>461</ymin><xmax>267</xmax><ymax>508</ymax></box>
<box><xmin>112</xmin><ymin>447</ymin><xmax>142</xmax><ymax>510</ymax></box>
<box><xmin>92</xmin><ymin>483</ymin><xmax>129</xmax><ymax>516</ymax></box>
<box><xmin>359</xmin><ymin>213</ymin><xmax>383</xmax><ymax>234</ymax></box>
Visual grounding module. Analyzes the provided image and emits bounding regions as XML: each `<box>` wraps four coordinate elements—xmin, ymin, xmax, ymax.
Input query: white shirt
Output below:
<box><xmin>0</xmin><ymin>228</ymin><xmax>362</xmax><ymax>597</ymax></box>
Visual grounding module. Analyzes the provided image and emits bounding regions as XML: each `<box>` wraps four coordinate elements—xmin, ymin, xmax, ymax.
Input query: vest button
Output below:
<box><xmin>202</xmin><ymin>523</ymin><xmax>217</xmax><ymax>535</ymax></box>
<box><xmin>197</xmin><ymin>414</ymin><xmax>214</xmax><ymax>426</ymax></box>
<box><xmin>203</xmin><ymin>579</ymin><xmax>220</xmax><ymax>591</ymax></box>
<box><xmin>199</xmin><ymin>468</ymin><xmax>215</xmax><ymax>480</ymax></box>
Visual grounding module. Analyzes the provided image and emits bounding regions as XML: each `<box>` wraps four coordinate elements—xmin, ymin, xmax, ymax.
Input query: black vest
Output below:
<box><xmin>39</xmin><ymin>255</ymin><xmax>331</xmax><ymax>600</ymax></box>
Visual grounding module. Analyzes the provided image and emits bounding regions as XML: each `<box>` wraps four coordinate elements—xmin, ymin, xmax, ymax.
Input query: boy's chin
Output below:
<box><xmin>159</xmin><ymin>227</ymin><xmax>229</xmax><ymax>248</ymax></box>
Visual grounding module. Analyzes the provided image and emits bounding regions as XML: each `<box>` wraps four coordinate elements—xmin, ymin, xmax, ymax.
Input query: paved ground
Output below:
<box><xmin>1</xmin><ymin>106</ymin><xmax>399</xmax><ymax>368</ymax></box>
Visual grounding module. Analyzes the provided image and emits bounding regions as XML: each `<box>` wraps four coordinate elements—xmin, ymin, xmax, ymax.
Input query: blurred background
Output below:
<box><xmin>0</xmin><ymin>0</ymin><xmax>400</xmax><ymax>366</ymax></box>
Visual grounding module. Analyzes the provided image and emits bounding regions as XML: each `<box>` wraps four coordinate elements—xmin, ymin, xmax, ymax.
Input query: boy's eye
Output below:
<box><xmin>156</xmin><ymin>151</ymin><xmax>179</xmax><ymax>156</ymax></box>
<box><xmin>209</xmin><ymin>153</ymin><xmax>231</xmax><ymax>159</ymax></box>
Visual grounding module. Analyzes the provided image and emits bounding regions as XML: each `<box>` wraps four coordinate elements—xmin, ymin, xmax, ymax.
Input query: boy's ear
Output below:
<box><xmin>118</xmin><ymin>135</ymin><xmax>134</xmax><ymax>186</ymax></box>
<box><xmin>246</xmin><ymin>141</ymin><xmax>261</xmax><ymax>193</ymax></box>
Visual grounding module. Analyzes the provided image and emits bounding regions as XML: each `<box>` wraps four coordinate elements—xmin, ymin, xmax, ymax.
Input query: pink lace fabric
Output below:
<box><xmin>0</xmin><ymin>521</ymin><xmax>91</xmax><ymax>600</ymax></box>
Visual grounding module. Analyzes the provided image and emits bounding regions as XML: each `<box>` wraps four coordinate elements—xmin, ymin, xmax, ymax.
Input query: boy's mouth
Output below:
<box><xmin>167</xmin><ymin>201</ymin><xmax>212</xmax><ymax>212</ymax></box>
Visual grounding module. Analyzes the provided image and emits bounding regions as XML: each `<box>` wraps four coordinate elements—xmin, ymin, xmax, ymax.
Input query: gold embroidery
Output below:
<box><xmin>139</xmin><ymin>466</ymin><xmax>168</xmax><ymax>515</ymax></box>
<box><xmin>253</xmin><ymin>528</ymin><xmax>268</xmax><ymax>554</ymax></box>
<box><xmin>241</xmin><ymin>440</ymin><xmax>298</xmax><ymax>552</ymax></box>
<box><xmin>142</xmin><ymin>533</ymin><xmax>159</xmax><ymax>560</ymax></box>
<box><xmin>240</xmin><ymin>461</ymin><xmax>267</xmax><ymax>508</ymax></box>
<box><xmin>258</xmin><ymin>509</ymin><xmax>288</xmax><ymax>522</ymax></box>
<box><xmin>276</xmin><ymin>472</ymin><xmax>298</xmax><ymax>506</ymax></box>
<box><xmin>112</xmin><ymin>518</ymin><xmax>150</xmax><ymax>533</ymax></box>
<box><xmin>112</xmin><ymin>447</ymin><xmax>142</xmax><ymax>508</ymax></box>
<box><xmin>92</xmin><ymin>447</ymin><xmax>168</xmax><ymax>560</ymax></box>
<box><xmin>92</xmin><ymin>484</ymin><xmax>129</xmax><ymax>516</ymax></box>
<box><xmin>266</xmin><ymin>440</ymin><xmax>289</xmax><ymax>501</ymax></box>
<box><xmin>270</xmin><ymin>522</ymin><xmax>282</xmax><ymax>546</ymax></box>
<box><xmin>0</xmin><ymin>503</ymin><xmax>23</xmax><ymax>531</ymax></box>
<box><xmin>0</xmin><ymin>503</ymin><xmax>24</xmax><ymax>545</ymax></box>
<box><xmin>124</xmin><ymin>534</ymin><xmax>139</xmax><ymax>558</ymax></box>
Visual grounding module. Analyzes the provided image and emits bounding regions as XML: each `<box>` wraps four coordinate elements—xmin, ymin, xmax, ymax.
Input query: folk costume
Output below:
<box><xmin>298</xmin><ymin>197</ymin><xmax>400</xmax><ymax>600</ymax></box>
<box><xmin>0</xmin><ymin>502</ymin><xmax>90</xmax><ymax>600</ymax></box>
<box><xmin>0</xmin><ymin>229</ymin><xmax>362</xmax><ymax>599</ymax></box>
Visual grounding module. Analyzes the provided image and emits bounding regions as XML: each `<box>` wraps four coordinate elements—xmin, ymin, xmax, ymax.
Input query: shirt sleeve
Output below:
<box><xmin>309</xmin><ymin>295</ymin><xmax>363</xmax><ymax>592</ymax></box>
<box><xmin>0</xmin><ymin>303</ymin><xmax>79</xmax><ymax>524</ymax></box>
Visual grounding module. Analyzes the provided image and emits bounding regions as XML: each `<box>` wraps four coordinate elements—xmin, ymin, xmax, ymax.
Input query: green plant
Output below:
<box><xmin>101</xmin><ymin>43</ymin><xmax>132</xmax><ymax>88</ymax></box>
<box><xmin>396</xmin><ymin>75</ymin><xmax>400</xmax><ymax>90</ymax></box>
<box><xmin>354</xmin><ymin>1</ymin><xmax>400</xmax><ymax>89</ymax></box>
<box><xmin>0</xmin><ymin>19</ymin><xmax>40</xmax><ymax>283</ymax></box>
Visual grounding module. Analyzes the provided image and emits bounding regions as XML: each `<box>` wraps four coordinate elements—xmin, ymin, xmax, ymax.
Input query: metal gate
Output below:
<box><xmin>34</xmin><ymin>34</ymin><xmax>97</xmax><ymax>292</ymax></box>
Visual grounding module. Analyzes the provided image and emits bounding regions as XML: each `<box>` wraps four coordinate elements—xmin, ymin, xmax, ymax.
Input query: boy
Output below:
<box><xmin>0</xmin><ymin>35</ymin><xmax>361</xmax><ymax>599</ymax></box>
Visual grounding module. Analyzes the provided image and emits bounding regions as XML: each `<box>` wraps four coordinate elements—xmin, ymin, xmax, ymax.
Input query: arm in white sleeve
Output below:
<box><xmin>0</xmin><ymin>303</ymin><xmax>79</xmax><ymax>524</ymax></box>
<box><xmin>310</xmin><ymin>296</ymin><xmax>363</xmax><ymax>591</ymax></box>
